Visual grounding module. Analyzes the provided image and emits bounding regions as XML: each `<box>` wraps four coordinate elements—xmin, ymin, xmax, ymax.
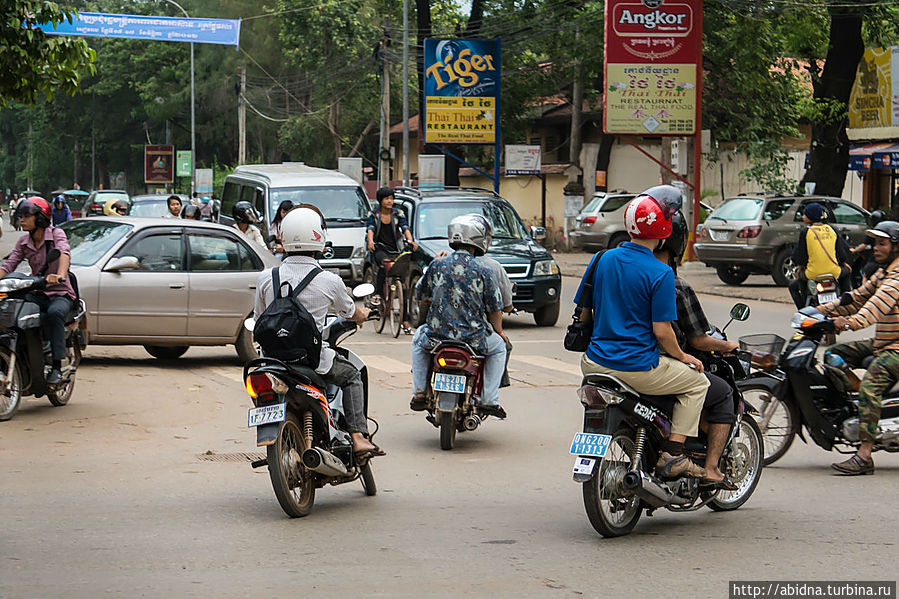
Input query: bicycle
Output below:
<box><xmin>371</xmin><ymin>246</ymin><xmax>416</xmax><ymax>338</ymax></box>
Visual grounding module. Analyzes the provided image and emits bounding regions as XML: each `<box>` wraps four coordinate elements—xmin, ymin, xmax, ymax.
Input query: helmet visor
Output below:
<box><xmin>636</xmin><ymin>193</ymin><xmax>679</xmax><ymax>221</ymax></box>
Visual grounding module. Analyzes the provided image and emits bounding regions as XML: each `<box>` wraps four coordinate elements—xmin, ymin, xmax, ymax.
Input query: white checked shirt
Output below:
<box><xmin>254</xmin><ymin>255</ymin><xmax>356</xmax><ymax>374</ymax></box>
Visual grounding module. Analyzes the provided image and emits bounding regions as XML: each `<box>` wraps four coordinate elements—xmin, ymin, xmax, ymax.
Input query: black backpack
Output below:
<box><xmin>254</xmin><ymin>266</ymin><xmax>323</xmax><ymax>366</ymax></box>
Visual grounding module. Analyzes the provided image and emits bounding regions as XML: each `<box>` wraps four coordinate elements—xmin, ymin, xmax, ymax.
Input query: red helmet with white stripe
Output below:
<box><xmin>624</xmin><ymin>185</ymin><xmax>683</xmax><ymax>240</ymax></box>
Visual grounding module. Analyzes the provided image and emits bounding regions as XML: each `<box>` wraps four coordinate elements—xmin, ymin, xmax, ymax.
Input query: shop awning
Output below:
<box><xmin>849</xmin><ymin>142</ymin><xmax>899</xmax><ymax>171</ymax></box>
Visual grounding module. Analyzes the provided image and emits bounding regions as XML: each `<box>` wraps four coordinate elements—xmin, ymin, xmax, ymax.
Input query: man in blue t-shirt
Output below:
<box><xmin>575</xmin><ymin>187</ymin><xmax>709</xmax><ymax>479</ymax></box>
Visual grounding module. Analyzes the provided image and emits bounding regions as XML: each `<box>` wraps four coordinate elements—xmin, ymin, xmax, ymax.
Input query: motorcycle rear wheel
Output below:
<box><xmin>742</xmin><ymin>384</ymin><xmax>797</xmax><ymax>465</ymax></box>
<box><xmin>360</xmin><ymin>462</ymin><xmax>377</xmax><ymax>496</ymax></box>
<box><xmin>707</xmin><ymin>417</ymin><xmax>764</xmax><ymax>511</ymax></box>
<box><xmin>439</xmin><ymin>411</ymin><xmax>456</xmax><ymax>450</ymax></box>
<box><xmin>582</xmin><ymin>431</ymin><xmax>642</xmax><ymax>537</ymax></box>
<box><xmin>267</xmin><ymin>411</ymin><xmax>315</xmax><ymax>518</ymax></box>
<box><xmin>0</xmin><ymin>350</ymin><xmax>22</xmax><ymax>421</ymax></box>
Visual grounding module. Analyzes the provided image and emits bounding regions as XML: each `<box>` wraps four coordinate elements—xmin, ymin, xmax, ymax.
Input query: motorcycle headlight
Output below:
<box><xmin>533</xmin><ymin>259</ymin><xmax>559</xmax><ymax>277</ymax></box>
<box><xmin>0</xmin><ymin>278</ymin><xmax>30</xmax><ymax>293</ymax></box>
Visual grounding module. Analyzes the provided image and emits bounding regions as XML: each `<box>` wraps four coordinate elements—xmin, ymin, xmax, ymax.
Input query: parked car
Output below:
<box><xmin>81</xmin><ymin>190</ymin><xmax>130</xmax><ymax>217</ymax></box>
<box><xmin>129</xmin><ymin>194</ymin><xmax>190</xmax><ymax>218</ymax></box>
<box><xmin>223</xmin><ymin>164</ymin><xmax>369</xmax><ymax>283</ymax></box>
<box><xmin>694</xmin><ymin>194</ymin><xmax>870</xmax><ymax>286</ymax></box>
<box><xmin>570</xmin><ymin>190</ymin><xmax>710</xmax><ymax>251</ymax></box>
<box><xmin>392</xmin><ymin>186</ymin><xmax>562</xmax><ymax>326</ymax></box>
<box><xmin>59</xmin><ymin>217</ymin><xmax>279</xmax><ymax>360</ymax></box>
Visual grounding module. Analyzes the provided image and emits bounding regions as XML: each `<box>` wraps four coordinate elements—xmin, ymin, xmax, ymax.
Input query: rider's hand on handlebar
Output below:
<box><xmin>368</xmin><ymin>239</ymin><xmax>375</xmax><ymax>252</ymax></box>
<box><xmin>832</xmin><ymin>316</ymin><xmax>850</xmax><ymax>332</ymax></box>
<box><xmin>46</xmin><ymin>273</ymin><xmax>65</xmax><ymax>285</ymax></box>
<box><xmin>680</xmin><ymin>353</ymin><xmax>704</xmax><ymax>374</ymax></box>
<box><xmin>723</xmin><ymin>340</ymin><xmax>739</xmax><ymax>354</ymax></box>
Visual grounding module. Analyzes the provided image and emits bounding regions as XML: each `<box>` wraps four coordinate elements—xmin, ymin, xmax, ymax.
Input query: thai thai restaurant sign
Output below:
<box><xmin>423</xmin><ymin>39</ymin><xmax>500</xmax><ymax>144</ymax></box>
<box><xmin>603</xmin><ymin>0</ymin><xmax>701</xmax><ymax>135</ymax></box>
<box><xmin>848</xmin><ymin>46</ymin><xmax>899</xmax><ymax>129</ymax></box>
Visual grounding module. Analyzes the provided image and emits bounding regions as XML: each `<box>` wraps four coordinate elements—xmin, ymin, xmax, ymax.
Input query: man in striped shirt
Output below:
<box><xmin>819</xmin><ymin>220</ymin><xmax>899</xmax><ymax>475</ymax></box>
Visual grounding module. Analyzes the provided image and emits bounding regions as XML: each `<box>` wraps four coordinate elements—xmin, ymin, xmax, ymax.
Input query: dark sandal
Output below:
<box><xmin>700</xmin><ymin>476</ymin><xmax>738</xmax><ymax>490</ymax></box>
<box><xmin>831</xmin><ymin>454</ymin><xmax>874</xmax><ymax>475</ymax></box>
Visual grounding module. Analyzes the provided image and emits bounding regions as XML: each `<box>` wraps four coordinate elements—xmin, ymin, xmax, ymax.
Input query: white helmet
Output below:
<box><xmin>448</xmin><ymin>213</ymin><xmax>491</xmax><ymax>256</ymax></box>
<box><xmin>281</xmin><ymin>206</ymin><xmax>327</xmax><ymax>253</ymax></box>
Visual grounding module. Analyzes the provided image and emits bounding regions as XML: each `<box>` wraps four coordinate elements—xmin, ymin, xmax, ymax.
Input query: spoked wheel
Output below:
<box><xmin>390</xmin><ymin>280</ymin><xmax>405</xmax><ymax>338</ymax></box>
<box><xmin>582</xmin><ymin>431</ymin><xmax>642</xmax><ymax>537</ymax></box>
<box><xmin>267</xmin><ymin>411</ymin><xmax>315</xmax><ymax>518</ymax></box>
<box><xmin>360</xmin><ymin>462</ymin><xmax>377</xmax><ymax>496</ymax></box>
<box><xmin>439</xmin><ymin>411</ymin><xmax>456</xmax><ymax>450</ymax></box>
<box><xmin>742</xmin><ymin>384</ymin><xmax>796</xmax><ymax>465</ymax></box>
<box><xmin>407</xmin><ymin>273</ymin><xmax>424</xmax><ymax>327</ymax></box>
<box><xmin>707</xmin><ymin>417</ymin><xmax>764</xmax><ymax>511</ymax></box>
<box><xmin>0</xmin><ymin>350</ymin><xmax>23</xmax><ymax>422</ymax></box>
<box><xmin>375</xmin><ymin>286</ymin><xmax>389</xmax><ymax>334</ymax></box>
<box><xmin>48</xmin><ymin>345</ymin><xmax>81</xmax><ymax>407</ymax></box>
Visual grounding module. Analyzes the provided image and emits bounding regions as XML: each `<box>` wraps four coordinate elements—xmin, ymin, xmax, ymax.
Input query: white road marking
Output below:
<box><xmin>511</xmin><ymin>355</ymin><xmax>581</xmax><ymax>377</ymax></box>
<box><xmin>210</xmin><ymin>367</ymin><xmax>243</xmax><ymax>383</ymax></box>
<box><xmin>359</xmin><ymin>355</ymin><xmax>411</xmax><ymax>374</ymax></box>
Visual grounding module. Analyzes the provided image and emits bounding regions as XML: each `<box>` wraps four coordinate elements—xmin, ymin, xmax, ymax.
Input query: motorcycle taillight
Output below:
<box><xmin>435</xmin><ymin>349</ymin><xmax>470</xmax><ymax>370</ymax></box>
<box><xmin>246</xmin><ymin>372</ymin><xmax>274</xmax><ymax>398</ymax></box>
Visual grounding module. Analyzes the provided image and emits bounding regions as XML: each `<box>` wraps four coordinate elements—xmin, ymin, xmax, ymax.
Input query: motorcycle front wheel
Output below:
<box><xmin>267</xmin><ymin>411</ymin><xmax>315</xmax><ymax>518</ymax></box>
<box><xmin>0</xmin><ymin>350</ymin><xmax>22</xmax><ymax>421</ymax></box>
<box><xmin>707</xmin><ymin>417</ymin><xmax>764</xmax><ymax>511</ymax></box>
<box><xmin>48</xmin><ymin>345</ymin><xmax>81</xmax><ymax>407</ymax></box>
<box><xmin>360</xmin><ymin>462</ymin><xmax>377</xmax><ymax>496</ymax></box>
<box><xmin>742</xmin><ymin>384</ymin><xmax>797</xmax><ymax>465</ymax></box>
<box><xmin>582</xmin><ymin>430</ymin><xmax>642</xmax><ymax>538</ymax></box>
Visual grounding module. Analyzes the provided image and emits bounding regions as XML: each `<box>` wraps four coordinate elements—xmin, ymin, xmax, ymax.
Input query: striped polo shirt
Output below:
<box><xmin>823</xmin><ymin>256</ymin><xmax>899</xmax><ymax>354</ymax></box>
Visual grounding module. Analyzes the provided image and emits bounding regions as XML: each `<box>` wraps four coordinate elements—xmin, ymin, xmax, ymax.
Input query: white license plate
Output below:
<box><xmin>572</xmin><ymin>456</ymin><xmax>597</xmax><ymax>476</ymax></box>
<box><xmin>569</xmin><ymin>432</ymin><xmax>612</xmax><ymax>457</ymax></box>
<box><xmin>247</xmin><ymin>403</ymin><xmax>286</xmax><ymax>427</ymax></box>
<box><xmin>818</xmin><ymin>291</ymin><xmax>837</xmax><ymax>304</ymax></box>
<box><xmin>710</xmin><ymin>230</ymin><xmax>730</xmax><ymax>241</ymax></box>
<box><xmin>433</xmin><ymin>373</ymin><xmax>466</xmax><ymax>393</ymax></box>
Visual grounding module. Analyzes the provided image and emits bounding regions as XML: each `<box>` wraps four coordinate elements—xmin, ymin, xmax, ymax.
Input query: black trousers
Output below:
<box><xmin>373</xmin><ymin>247</ymin><xmax>398</xmax><ymax>296</ymax></box>
<box><xmin>26</xmin><ymin>293</ymin><xmax>72</xmax><ymax>361</ymax></box>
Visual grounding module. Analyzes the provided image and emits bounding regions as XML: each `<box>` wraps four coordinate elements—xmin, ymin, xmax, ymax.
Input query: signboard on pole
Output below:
<box><xmin>603</xmin><ymin>0</ymin><xmax>701</xmax><ymax>135</ymax></box>
<box><xmin>418</xmin><ymin>155</ymin><xmax>445</xmax><ymax>189</ymax></box>
<box><xmin>848</xmin><ymin>46</ymin><xmax>899</xmax><ymax>129</ymax></box>
<box><xmin>38</xmin><ymin>12</ymin><xmax>241</xmax><ymax>46</ymax></box>
<box><xmin>505</xmin><ymin>145</ymin><xmax>541</xmax><ymax>175</ymax></box>
<box><xmin>195</xmin><ymin>169</ymin><xmax>213</xmax><ymax>194</ymax></box>
<box><xmin>423</xmin><ymin>39</ymin><xmax>500</xmax><ymax>144</ymax></box>
<box><xmin>144</xmin><ymin>145</ymin><xmax>174</xmax><ymax>184</ymax></box>
<box><xmin>338</xmin><ymin>157</ymin><xmax>364</xmax><ymax>184</ymax></box>
<box><xmin>176</xmin><ymin>151</ymin><xmax>192</xmax><ymax>177</ymax></box>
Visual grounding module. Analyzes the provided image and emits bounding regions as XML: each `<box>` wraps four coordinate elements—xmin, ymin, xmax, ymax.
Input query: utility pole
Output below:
<box><xmin>73</xmin><ymin>141</ymin><xmax>79</xmax><ymax>188</ymax></box>
<box><xmin>27</xmin><ymin>121</ymin><xmax>33</xmax><ymax>191</ymax></box>
<box><xmin>402</xmin><ymin>0</ymin><xmax>410</xmax><ymax>185</ymax></box>
<box><xmin>378</xmin><ymin>30</ymin><xmax>391</xmax><ymax>187</ymax></box>
<box><xmin>238</xmin><ymin>64</ymin><xmax>247</xmax><ymax>165</ymax></box>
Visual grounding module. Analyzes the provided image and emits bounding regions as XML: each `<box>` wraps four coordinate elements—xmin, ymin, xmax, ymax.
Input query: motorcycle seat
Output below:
<box><xmin>581</xmin><ymin>373</ymin><xmax>679</xmax><ymax>414</ymax></box>
<box><xmin>285</xmin><ymin>364</ymin><xmax>328</xmax><ymax>390</ymax></box>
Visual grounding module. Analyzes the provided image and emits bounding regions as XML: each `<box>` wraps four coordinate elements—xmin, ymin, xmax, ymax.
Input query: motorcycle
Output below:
<box><xmin>806</xmin><ymin>274</ymin><xmax>839</xmax><ymax>306</ymax></box>
<box><xmin>738</xmin><ymin>304</ymin><xmax>899</xmax><ymax>466</ymax></box>
<box><xmin>243</xmin><ymin>283</ymin><xmax>380</xmax><ymax>518</ymax></box>
<box><xmin>0</xmin><ymin>251</ymin><xmax>87</xmax><ymax>421</ymax></box>
<box><xmin>571</xmin><ymin>303</ymin><xmax>765</xmax><ymax>538</ymax></box>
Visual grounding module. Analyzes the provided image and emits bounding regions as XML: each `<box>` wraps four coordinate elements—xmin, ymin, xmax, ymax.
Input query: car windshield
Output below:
<box><xmin>61</xmin><ymin>220</ymin><xmax>133</xmax><ymax>266</ymax></box>
<box><xmin>581</xmin><ymin>195</ymin><xmax>604</xmax><ymax>213</ymax></box>
<box><xmin>415</xmin><ymin>201</ymin><xmax>529</xmax><ymax>240</ymax></box>
<box><xmin>708</xmin><ymin>198</ymin><xmax>764</xmax><ymax>221</ymax></box>
<box><xmin>269</xmin><ymin>187</ymin><xmax>368</xmax><ymax>222</ymax></box>
<box><xmin>95</xmin><ymin>192</ymin><xmax>129</xmax><ymax>204</ymax></box>
<box><xmin>130</xmin><ymin>201</ymin><xmax>169</xmax><ymax>217</ymax></box>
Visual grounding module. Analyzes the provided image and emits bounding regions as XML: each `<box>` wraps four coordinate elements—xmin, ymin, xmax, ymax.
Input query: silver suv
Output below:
<box><xmin>569</xmin><ymin>191</ymin><xmax>637</xmax><ymax>250</ymax></box>
<box><xmin>694</xmin><ymin>194</ymin><xmax>870</xmax><ymax>286</ymax></box>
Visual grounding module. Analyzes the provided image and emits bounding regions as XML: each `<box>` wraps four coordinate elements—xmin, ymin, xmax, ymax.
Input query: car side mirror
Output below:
<box><xmin>730</xmin><ymin>303</ymin><xmax>750</xmax><ymax>321</ymax></box>
<box><xmin>530</xmin><ymin>225</ymin><xmax>546</xmax><ymax>241</ymax></box>
<box><xmin>105</xmin><ymin>256</ymin><xmax>141</xmax><ymax>271</ymax></box>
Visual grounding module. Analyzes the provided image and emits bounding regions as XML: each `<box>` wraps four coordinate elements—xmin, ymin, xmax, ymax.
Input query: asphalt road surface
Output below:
<box><xmin>1</xmin><ymin>238</ymin><xmax>897</xmax><ymax>597</ymax></box>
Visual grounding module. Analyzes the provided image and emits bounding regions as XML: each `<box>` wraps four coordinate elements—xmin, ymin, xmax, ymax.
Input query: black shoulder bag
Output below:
<box><xmin>563</xmin><ymin>251</ymin><xmax>604</xmax><ymax>352</ymax></box>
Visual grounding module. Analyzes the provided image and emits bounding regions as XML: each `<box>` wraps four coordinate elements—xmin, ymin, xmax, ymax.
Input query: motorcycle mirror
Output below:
<box><xmin>352</xmin><ymin>283</ymin><xmax>375</xmax><ymax>298</ymax></box>
<box><xmin>46</xmin><ymin>248</ymin><xmax>61</xmax><ymax>264</ymax></box>
<box><xmin>730</xmin><ymin>303</ymin><xmax>750</xmax><ymax>321</ymax></box>
<box><xmin>244</xmin><ymin>317</ymin><xmax>255</xmax><ymax>331</ymax></box>
<box><xmin>839</xmin><ymin>292</ymin><xmax>854</xmax><ymax>306</ymax></box>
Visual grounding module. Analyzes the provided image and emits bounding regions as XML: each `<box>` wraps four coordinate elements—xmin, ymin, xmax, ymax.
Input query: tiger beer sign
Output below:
<box><xmin>604</xmin><ymin>0</ymin><xmax>702</xmax><ymax>135</ymax></box>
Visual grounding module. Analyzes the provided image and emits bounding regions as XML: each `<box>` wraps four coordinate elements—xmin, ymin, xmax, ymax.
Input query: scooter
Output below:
<box><xmin>572</xmin><ymin>304</ymin><xmax>764</xmax><ymax>538</ymax></box>
<box><xmin>0</xmin><ymin>250</ymin><xmax>86</xmax><ymax>421</ymax></box>
<box><xmin>739</xmin><ymin>305</ymin><xmax>899</xmax><ymax>465</ymax></box>
<box><xmin>243</xmin><ymin>283</ymin><xmax>381</xmax><ymax>518</ymax></box>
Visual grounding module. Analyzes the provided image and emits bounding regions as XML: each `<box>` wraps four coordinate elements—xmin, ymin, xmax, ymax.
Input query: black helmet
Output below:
<box><xmin>181</xmin><ymin>204</ymin><xmax>202</xmax><ymax>220</ymax></box>
<box><xmin>660</xmin><ymin>210</ymin><xmax>688</xmax><ymax>265</ymax></box>
<box><xmin>868</xmin><ymin>220</ymin><xmax>899</xmax><ymax>243</ymax></box>
<box><xmin>232</xmin><ymin>201</ymin><xmax>260</xmax><ymax>224</ymax></box>
<box><xmin>638</xmin><ymin>184</ymin><xmax>683</xmax><ymax>221</ymax></box>
<box><xmin>869</xmin><ymin>210</ymin><xmax>886</xmax><ymax>227</ymax></box>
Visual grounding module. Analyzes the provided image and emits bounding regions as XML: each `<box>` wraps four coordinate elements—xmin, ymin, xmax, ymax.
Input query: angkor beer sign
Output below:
<box><xmin>604</xmin><ymin>0</ymin><xmax>701</xmax><ymax>135</ymax></box>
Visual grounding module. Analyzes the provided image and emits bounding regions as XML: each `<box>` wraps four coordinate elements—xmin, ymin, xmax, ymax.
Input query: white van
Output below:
<box><xmin>222</xmin><ymin>164</ymin><xmax>370</xmax><ymax>283</ymax></box>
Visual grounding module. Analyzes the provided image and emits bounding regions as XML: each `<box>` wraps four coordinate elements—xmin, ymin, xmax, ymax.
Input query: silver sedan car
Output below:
<box><xmin>60</xmin><ymin>217</ymin><xmax>279</xmax><ymax>360</ymax></box>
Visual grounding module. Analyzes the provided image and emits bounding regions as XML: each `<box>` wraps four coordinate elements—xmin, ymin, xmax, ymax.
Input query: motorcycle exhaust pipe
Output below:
<box><xmin>622</xmin><ymin>470</ymin><xmax>679</xmax><ymax>508</ymax></box>
<box><xmin>301</xmin><ymin>447</ymin><xmax>348</xmax><ymax>477</ymax></box>
<box><xmin>462</xmin><ymin>415</ymin><xmax>480</xmax><ymax>431</ymax></box>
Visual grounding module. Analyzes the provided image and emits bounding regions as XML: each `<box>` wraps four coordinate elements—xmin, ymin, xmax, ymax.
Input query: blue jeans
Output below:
<box><xmin>411</xmin><ymin>328</ymin><xmax>507</xmax><ymax>405</ymax></box>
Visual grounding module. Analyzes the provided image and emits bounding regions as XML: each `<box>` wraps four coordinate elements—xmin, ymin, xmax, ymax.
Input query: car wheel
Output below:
<box><xmin>235</xmin><ymin>325</ymin><xmax>259</xmax><ymax>363</ymax></box>
<box><xmin>144</xmin><ymin>345</ymin><xmax>189</xmax><ymax>360</ymax></box>
<box><xmin>716</xmin><ymin>265</ymin><xmax>751</xmax><ymax>286</ymax></box>
<box><xmin>534</xmin><ymin>302</ymin><xmax>560</xmax><ymax>326</ymax></box>
<box><xmin>608</xmin><ymin>233</ymin><xmax>629</xmax><ymax>249</ymax></box>
<box><xmin>772</xmin><ymin>247</ymin><xmax>795</xmax><ymax>287</ymax></box>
